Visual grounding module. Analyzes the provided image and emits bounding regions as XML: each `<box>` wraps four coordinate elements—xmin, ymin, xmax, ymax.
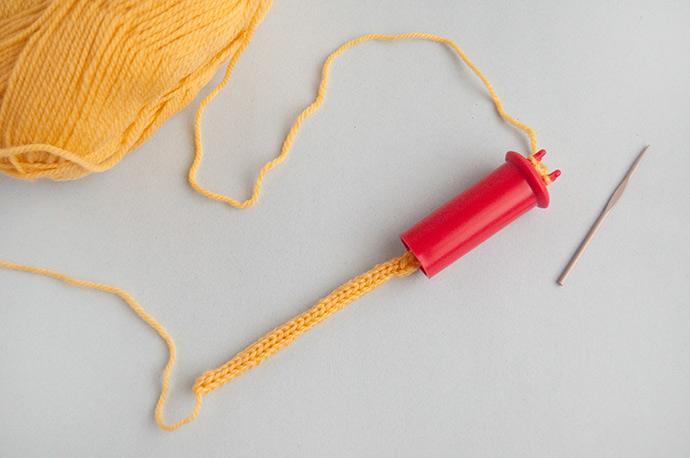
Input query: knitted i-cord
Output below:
<box><xmin>0</xmin><ymin>34</ymin><xmax>552</xmax><ymax>430</ymax></box>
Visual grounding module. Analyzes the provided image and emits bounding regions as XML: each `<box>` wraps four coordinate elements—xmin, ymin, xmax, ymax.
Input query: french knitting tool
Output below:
<box><xmin>557</xmin><ymin>145</ymin><xmax>650</xmax><ymax>285</ymax></box>
<box><xmin>0</xmin><ymin>17</ymin><xmax>560</xmax><ymax>430</ymax></box>
<box><xmin>402</xmin><ymin>150</ymin><xmax>560</xmax><ymax>278</ymax></box>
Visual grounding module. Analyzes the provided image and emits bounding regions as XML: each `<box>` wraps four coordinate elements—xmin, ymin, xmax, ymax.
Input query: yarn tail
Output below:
<box><xmin>0</xmin><ymin>251</ymin><xmax>420</xmax><ymax>431</ymax></box>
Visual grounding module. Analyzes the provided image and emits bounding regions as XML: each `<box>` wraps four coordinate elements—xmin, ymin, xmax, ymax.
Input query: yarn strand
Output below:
<box><xmin>0</xmin><ymin>252</ymin><xmax>421</xmax><ymax>431</ymax></box>
<box><xmin>188</xmin><ymin>33</ymin><xmax>547</xmax><ymax>208</ymax></box>
<box><xmin>0</xmin><ymin>258</ymin><xmax>197</xmax><ymax>430</ymax></box>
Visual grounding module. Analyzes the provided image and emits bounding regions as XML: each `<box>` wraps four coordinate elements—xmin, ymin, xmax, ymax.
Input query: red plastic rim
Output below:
<box><xmin>505</xmin><ymin>151</ymin><xmax>550</xmax><ymax>208</ymax></box>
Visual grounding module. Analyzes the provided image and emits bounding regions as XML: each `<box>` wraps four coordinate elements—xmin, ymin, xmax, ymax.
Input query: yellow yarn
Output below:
<box><xmin>189</xmin><ymin>32</ymin><xmax>551</xmax><ymax>208</ymax></box>
<box><xmin>0</xmin><ymin>0</ymin><xmax>273</xmax><ymax>180</ymax></box>
<box><xmin>0</xmin><ymin>2</ymin><xmax>554</xmax><ymax>432</ymax></box>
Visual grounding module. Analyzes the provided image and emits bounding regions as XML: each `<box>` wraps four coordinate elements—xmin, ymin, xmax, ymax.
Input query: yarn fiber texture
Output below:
<box><xmin>0</xmin><ymin>0</ymin><xmax>272</xmax><ymax>180</ymax></box>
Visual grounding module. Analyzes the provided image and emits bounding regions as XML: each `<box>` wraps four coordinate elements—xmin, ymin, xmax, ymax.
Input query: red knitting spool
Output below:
<box><xmin>400</xmin><ymin>150</ymin><xmax>560</xmax><ymax>278</ymax></box>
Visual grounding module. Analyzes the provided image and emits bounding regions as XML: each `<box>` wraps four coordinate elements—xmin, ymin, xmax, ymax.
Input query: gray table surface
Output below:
<box><xmin>2</xmin><ymin>0</ymin><xmax>689</xmax><ymax>456</ymax></box>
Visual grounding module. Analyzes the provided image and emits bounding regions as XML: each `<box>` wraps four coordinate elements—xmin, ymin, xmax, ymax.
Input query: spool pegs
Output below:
<box><xmin>533</xmin><ymin>149</ymin><xmax>547</xmax><ymax>161</ymax></box>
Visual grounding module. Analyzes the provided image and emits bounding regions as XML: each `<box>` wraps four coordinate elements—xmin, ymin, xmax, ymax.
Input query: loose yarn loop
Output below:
<box><xmin>0</xmin><ymin>0</ymin><xmax>273</xmax><ymax>180</ymax></box>
<box><xmin>189</xmin><ymin>32</ymin><xmax>552</xmax><ymax>208</ymax></box>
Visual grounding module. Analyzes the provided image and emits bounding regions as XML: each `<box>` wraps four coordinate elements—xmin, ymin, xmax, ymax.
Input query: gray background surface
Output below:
<box><xmin>1</xmin><ymin>0</ymin><xmax>689</xmax><ymax>456</ymax></box>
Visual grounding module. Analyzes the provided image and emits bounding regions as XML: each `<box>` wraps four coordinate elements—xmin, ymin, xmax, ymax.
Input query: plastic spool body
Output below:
<box><xmin>400</xmin><ymin>151</ymin><xmax>551</xmax><ymax>278</ymax></box>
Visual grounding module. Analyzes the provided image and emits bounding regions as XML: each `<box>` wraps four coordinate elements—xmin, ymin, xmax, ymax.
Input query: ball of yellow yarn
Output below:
<box><xmin>0</xmin><ymin>0</ymin><xmax>272</xmax><ymax>181</ymax></box>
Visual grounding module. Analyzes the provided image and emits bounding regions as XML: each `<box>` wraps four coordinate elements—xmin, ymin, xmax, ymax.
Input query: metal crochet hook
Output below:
<box><xmin>557</xmin><ymin>145</ymin><xmax>650</xmax><ymax>286</ymax></box>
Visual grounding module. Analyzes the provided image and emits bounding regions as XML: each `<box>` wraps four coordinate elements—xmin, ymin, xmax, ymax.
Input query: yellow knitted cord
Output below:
<box><xmin>189</xmin><ymin>32</ymin><xmax>551</xmax><ymax>208</ymax></box>
<box><xmin>0</xmin><ymin>33</ymin><xmax>547</xmax><ymax>431</ymax></box>
<box><xmin>0</xmin><ymin>252</ymin><xmax>420</xmax><ymax>431</ymax></box>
